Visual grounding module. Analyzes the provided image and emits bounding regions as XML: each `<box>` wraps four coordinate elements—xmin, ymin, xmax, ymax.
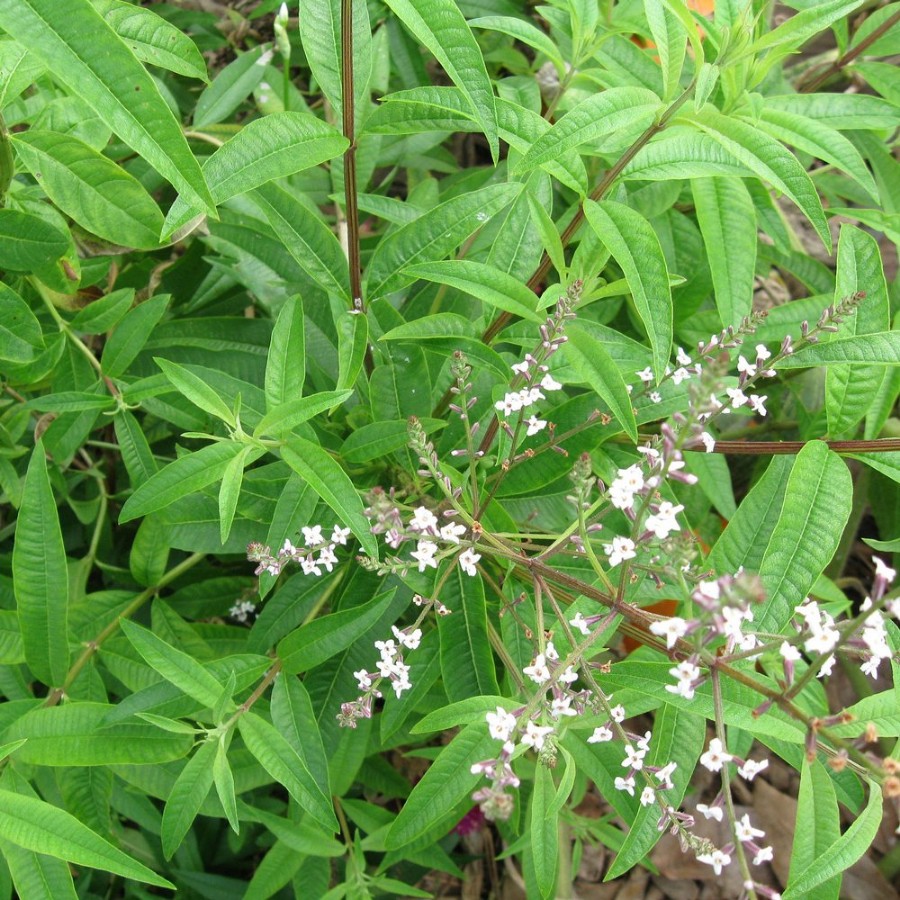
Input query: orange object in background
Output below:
<box><xmin>632</xmin><ymin>0</ymin><xmax>714</xmax><ymax>51</ymax></box>
<box><xmin>623</xmin><ymin>599</ymin><xmax>679</xmax><ymax>654</ymax></box>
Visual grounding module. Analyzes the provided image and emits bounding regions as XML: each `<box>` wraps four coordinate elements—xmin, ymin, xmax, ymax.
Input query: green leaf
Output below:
<box><xmin>0</xmin><ymin>0</ymin><xmax>212</xmax><ymax>213</ymax></box>
<box><xmin>825</xmin><ymin>226</ymin><xmax>890</xmax><ymax>436</ymax></box>
<box><xmin>385</xmin><ymin>721</ymin><xmax>496</xmax><ymax>850</ymax></box>
<box><xmin>271</xmin><ymin>674</ymin><xmax>331</xmax><ymax>793</ymax></box>
<box><xmin>238</xmin><ymin>712</ymin><xmax>338</xmax><ymax>832</ymax></box>
<box><xmin>92</xmin><ymin>0</ymin><xmax>207</xmax><ymax>81</ymax></box>
<box><xmin>4</xmin><ymin>702</ymin><xmax>192</xmax><ymax>765</ymax></box>
<box><xmin>383</xmin><ymin>0</ymin><xmax>499</xmax><ymax>161</ymax></box>
<box><xmin>114</xmin><ymin>409</ymin><xmax>157</xmax><ymax>488</ymax></box>
<box><xmin>755</xmin><ymin>109</ymin><xmax>877</xmax><ymax>201</ymax></box>
<box><xmin>194</xmin><ymin>43</ymin><xmax>272</xmax><ymax>128</ymax></box>
<box><xmin>404</xmin><ymin>259</ymin><xmax>543</xmax><ymax>323</ymax></box>
<box><xmin>437</xmin><ymin>567</ymin><xmax>499</xmax><ymax>702</ymax></box>
<box><xmin>788</xmin><ymin>759</ymin><xmax>842</xmax><ymax>900</ymax></box>
<box><xmin>777</xmin><ymin>333</ymin><xmax>900</xmax><ymax>368</ymax></box>
<box><xmin>644</xmin><ymin>1</ymin><xmax>687</xmax><ymax>99</ymax></box>
<box><xmin>13</xmin><ymin>131</ymin><xmax>164</xmax><ymax>249</ymax></box>
<box><xmin>0</xmin><ymin>282</ymin><xmax>44</xmax><ymax>364</ymax></box>
<box><xmin>0</xmin><ymin>789</ymin><xmax>174</xmax><ymax>889</ymax></box>
<box><xmin>783</xmin><ymin>781</ymin><xmax>882</xmax><ymax>898</ymax></box>
<box><xmin>514</xmin><ymin>87</ymin><xmax>661</xmax><ymax>176</ymax></box>
<box><xmin>265</xmin><ymin>296</ymin><xmax>305</xmax><ymax>411</ymax></box>
<box><xmin>119</xmin><ymin>440</ymin><xmax>247</xmax><ymax>523</ymax></box>
<box><xmin>764</xmin><ymin>93</ymin><xmax>900</xmax><ymax>131</ymax></box>
<box><xmin>691</xmin><ymin>176</ymin><xmax>756</xmax><ymax>328</ymax></box>
<box><xmin>161</xmin><ymin>739</ymin><xmax>217</xmax><ymax>859</ymax></box>
<box><xmin>69</xmin><ymin>288</ymin><xmax>134</xmax><ymax>335</ymax></box>
<box><xmin>213</xmin><ymin>739</ymin><xmax>240</xmax><ymax>834</ymax></box>
<box><xmin>129</xmin><ymin>515</ymin><xmax>171</xmax><ymax>587</ymax></box>
<box><xmin>254</xmin><ymin>389</ymin><xmax>353</xmax><ymax>439</ymax></box>
<box><xmin>565</xmin><ymin>324</ymin><xmax>639</xmax><ymax>443</ymax></box>
<box><xmin>583</xmin><ymin>199</ymin><xmax>672</xmax><ymax>378</ymax></box>
<box><xmin>25</xmin><ymin>392</ymin><xmax>115</xmax><ymax>414</ymax></box>
<box><xmin>1</xmin><ymin>839</ymin><xmax>78</xmax><ymax>900</ymax></box>
<box><xmin>101</xmin><ymin>294</ymin><xmax>169</xmax><ymax>378</ymax></box>
<box><xmin>299</xmin><ymin>0</ymin><xmax>371</xmax><ymax>131</ymax></box>
<box><xmin>366</xmin><ymin>182</ymin><xmax>521</xmax><ymax>301</ymax></box>
<box><xmin>13</xmin><ymin>440</ymin><xmax>68</xmax><ymax>687</ymax></box>
<box><xmin>278</xmin><ymin>588</ymin><xmax>398</xmax><ymax>674</ymax></box>
<box><xmin>530</xmin><ymin>764</ymin><xmax>559</xmax><ymax>899</ymax></box>
<box><xmin>690</xmin><ymin>107</ymin><xmax>831</xmax><ymax>251</ymax></box>
<box><xmin>752</xmin><ymin>0</ymin><xmax>864</xmax><ymax>53</ymax></box>
<box><xmin>757</xmin><ymin>442</ymin><xmax>852</xmax><ymax>632</ymax></box>
<box><xmin>218</xmin><ymin>446</ymin><xmax>250</xmax><ymax>544</ymax></box>
<box><xmin>336</xmin><ymin>310</ymin><xmax>368</xmax><ymax>395</ymax></box>
<box><xmin>470</xmin><ymin>15</ymin><xmax>563</xmax><ymax>66</ymax></box>
<box><xmin>253</xmin><ymin>183</ymin><xmax>350</xmax><ymax>302</ymax></box>
<box><xmin>163</xmin><ymin>113</ymin><xmax>347</xmax><ymax>237</ymax></box>
<box><xmin>281</xmin><ymin>437</ymin><xmax>378</xmax><ymax>557</ymax></box>
<box><xmin>341</xmin><ymin>418</ymin><xmax>446</xmax><ymax>463</ymax></box>
<box><xmin>0</xmin><ymin>208</ymin><xmax>67</xmax><ymax>273</ymax></box>
<box><xmin>155</xmin><ymin>358</ymin><xmax>236</xmax><ymax>426</ymax></box>
<box><xmin>120</xmin><ymin>619</ymin><xmax>225</xmax><ymax>708</ymax></box>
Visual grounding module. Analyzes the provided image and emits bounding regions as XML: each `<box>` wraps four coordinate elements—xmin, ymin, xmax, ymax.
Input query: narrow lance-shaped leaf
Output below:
<box><xmin>757</xmin><ymin>441</ymin><xmax>852</xmax><ymax>633</ymax></box>
<box><xmin>119</xmin><ymin>441</ymin><xmax>251</xmax><ymax>522</ymax></box>
<box><xmin>214</xmin><ymin>739</ymin><xmax>240</xmax><ymax>834</ymax></box>
<box><xmin>777</xmin><ymin>333</ymin><xmax>900</xmax><ymax>368</ymax></box>
<box><xmin>825</xmin><ymin>225</ymin><xmax>890</xmax><ymax>436</ymax></box>
<box><xmin>161</xmin><ymin>739</ymin><xmax>217</xmax><ymax>860</ymax></box>
<box><xmin>156</xmin><ymin>357</ymin><xmax>235</xmax><ymax>426</ymax></box>
<box><xmin>383</xmin><ymin>0</ymin><xmax>499</xmax><ymax>161</ymax></box>
<box><xmin>366</xmin><ymin>182</ymin><xmax>521</xmax><ymax>301</ymax></box>
<box><xmin>281</xmin><ymin>437</ymin><xmax>378</xmax><ymax>558</ymax></box>
<box><xmin>530</xmin><ymin>764</ymin><xmax>559</xmax><ymax>899</ymax></box>
<box><xmin>691</xmin><ymin>176</ymin><xmax>756</xmax><ymax>329</ymax></box>
<box><xmin>265</xmin><ymin>295</ymin><xmax>305</xmax><ymax>410</ymax></box>
<box><xmin>565</xmin><ymin>324</ymin><xmax>639</xmax><ymax>443</ymax></box>
<box><xmin>238</xmin><ymin>711</ymin><xmax>339</xmax><ymax>832</ymax></box>
<box><xmin>0</xmin><ymin>0</ymin><xmax>213</xmax><ymax>213</ymax></box>
<box><xmin>0</xmin><ymin>789</ymin><xmax>175</xmax><ymax>889</ymax></box>
<box><xmin>120</xmin><ymin>619</ymin><xmax>225</xmax><ymax>708</ymax></box>
<box><xmin>219</xmin><ymin>447</ymin><xmax>249</xmax><ymax>544</ymax></box>
<box><xmin>584</xmin><ymin>199</ymin><xmax>672</xmax><ymax>379</ymax></box>
<box><xmin>336</xmin><ymin>310</ymin><xmax>368</xmax><ymax>395</ymax></box>
<box><xmin>13</xmin><ymin>440</ymin><xmax>69</xmax><ymax>687</ymax></box>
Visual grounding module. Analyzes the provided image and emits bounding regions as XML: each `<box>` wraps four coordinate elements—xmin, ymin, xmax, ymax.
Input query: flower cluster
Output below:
<box><xmin>246</xmin><ymin>524</ymin><xmax>351</xmax><ymax>578</ymax></box>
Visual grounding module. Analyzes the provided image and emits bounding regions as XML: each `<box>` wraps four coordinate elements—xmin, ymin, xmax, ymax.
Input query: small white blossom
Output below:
<box><xmin>640</xmin><ymin>786</ymin><xmax>656</xmax><ymax>806</ymax></box>
<box><xmin>523</xmin><ymin>654</ymin><xmax>551</xmax><ymax>685</ymax></box>
<box><xmin>458</xmin><ymin>548</ymin><xmax>481</xmax><ymax>576</ymax></box>
<box><xmin>391</xmin><ymin>625</ymin><xmax>422</xmax><ymax>650</ymax></box>
<box><xmin>511</xmin><ymin>360</ymin><xmax>530</xmax><ymax>375</ymax></box>
<box><xmin>302</xmin><ymin>525</ymin><xmax>324</xmax><ymax>547</ymax></box>
<box><xmin>737</xmin><ymin>355</ymin><xmax>757</xmax><ymax>378</ymax></box>
<box><xmin>440</xmin><ymin>521</ymin><xmax>467</xmax><ymax>543</ymax></box>
<box><xmin>614</xmin><ymin>775</ymin><xmax>636</xmax><ymax>796</ymax></box>
<box><xmin>526</xmin><ymin>415</ymin><xmax>547</xmax><ymax>436</ymax></box>
<box><xmin>736</xmin><ymin>814</ymin><xmax>765</xmax><ymax>843</ymax></box>
<box><xmin>700</xmin><ymin>431</ymin><xmax>716</xmax><ymax>452</ymax></box>
<box><xmin>410</xmin><ymin>539</ymin><xmax>438</xmax><ymax>572</ymax></box>
<box><xmin>749</xmin><ymin>394</ymin><xmax>767</xmax><ymax>416</ymax></box>
<box><xmin>570</xmin><ymin>612</ymin><xmax>591</xmax><ymax>636</ymax></box>
<box><xmin>700</xmin><ymin>738</ymin><xmax>733</xmax><ymax>773</ymax></box>
<box><xmin>540</xmin><ymin>373</ymin><xmax>562</xmax><ymax>391</ymax></box>
<box><xmin>637</xmin><ymin>367</ymin><xmax>654</xmax><ymax>383</ymax></box>
<box><xmin>753</xmin><ymin>846</ymin><xmax>774</xmax><ymax>865</ymax></box>
<box><xmin>696</xmin><ymin>802</ymin><xmax>723</xmax><ymax>822</ymax></box>
<box><xmin>521</xmin><ymin>720</ymin><xmax>554</xmax><ymax>751</ymax></box>
<box><xmin>610</xmin><ymin>705</ymin><xmax>626</xmax><ymax>723</ymax></box>
<box><xmin>622</xmin><ymin>743</ymin><xmax>647</xmax><ymax>770</ymax></box>
<box><xmin>697</xmin><ymin>849</ymin><xmax>730</xmax><ymax>875</ymax></box>
<box><xmin>726</xmin><ymin>387</ymin><xmax>748</xmax><ymax>409</ymax></box>
<box><xmin>409</xmin><ymin>506</ymin><xmax>439</xmax><ymax>533</ymax></box>
<box><xmin>486</xmin><ymin>707</ymin><xmax>517</xmax><ymax>742</ymax></box>
<box><xmin>605</xmin><ymin>536</ymin><xmax>636</xmax><ymax>568</ymax></box>
<box><xmin>676</xmin><ymin>347</ymin><xmax>692</xmax><ymax>366</ymax></box>
<box><xmin>331</xmin><ymin>525</ymin><xmax>351</xmax><ymax>545</ymax></box>
<box><xmin>755</xmin><ymin>343</ymin><xmax>771</xmax><ymax>361</ymax></box>
<box><xmin>645</xmin><ymin>501</ymin><xmax>684</xmax><ymax>539</ymax></box>
<box><xmin>649</xmin><ymin>616</ymin><xmax>688</xmax><ymax>650</ymax></box>
<box><xmin>649</xmin><ymin>390</ymin><xmax>662</xmax><ymax>404</ymax></box>
<box><xmin>738</xmin><ymin>758</ymin><xmax>769</xmax><ymax>781</ymax></box>
<box><xmin>588</xmin><ymin>724</ymin><xmax>613</xmax><ymax>743</ymax></box>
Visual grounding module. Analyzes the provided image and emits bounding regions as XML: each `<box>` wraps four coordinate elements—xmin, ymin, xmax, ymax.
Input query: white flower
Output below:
<box><xmin>737</xmin><ymin>355</ymin><xmax>757</xmax><ymax>377</ymax></box>
<box><xmin>540</xmin><ymin>373</ymin><xmax>562</xmax><ymax>391</ymax></box>
<box><xmin>525</xmin><ymin>414</ymin><xmax>547</xmax><ymax>436</ymax></box>
<box><xmin>486</xmin><ymin>706</ymin><xmax>517</xmax><ymax>741</ymax></box>
<box><xmin>440</xmin><ymin>521</ymin><xmax>467</xmax><ymax>543</ymax></box>
<box><xmin>545</xmin><ymin>641</ymin><xmax>559</xmax><ymax>661</ymax></box>
<box><xmin>779</xmin><ymin>641</ymin><xmax>801</xmax><ymax>662</ymax></box>
<box><xmin>726</xmin><ymin>387</ymin><xmax>748</xmax><ymax>409</ymax></box>
<box><xmin>676</xmin><ymin>347</ymin><xmax>692</xmax><ymax>366</ymax></box>
<box><xmin>738</xmin><ymin>758</ymin><xmax>769</xmax><ymax>781</ymax></box>
<box><xmin>640</xmin><ymin>786</ymin><xmax>656</xmax><ymax>806</ymax></box>
<box><xmin>875</xmin><ymin>556</ymin><xmax>896</xmax><ymax>584</ymax></box>
<box><xmin>755</xmin><ymin>343</ymin><xmax>771</xmax><ymax>361</ymax></box>
<box><xmin>560</xmin><ymin>665</ymin><xmax>578</xmax><ymax>684</ymax></box>
<box><xmin>695</xmin><ymin>802</ymin><xmax>723</xmax><ymax>821</ymax></box>
<box><xmin>649</xmin><ymin>391</ymin><xmax>662</xmax><ymax>404</ymax></box>
<box><xmin>410</xmin><ymin>540</ymin><xmax>438</xmax><ymax>572</ymax></box>
<box><xmin>614</xmin><ymin>775</ymin><xmax>636</xmax><ymax>796</ymax></box>
<box><xmin>570</xmin><ymin>612</ymin><xmax>591</xmax><ymax>636</ymax></box>
<box><xmin>302</xmin><ymin>525</ymin><xmax>324</xmax><ymax>547</ymax></box>
<box><xmin>551</xmin><ymin>696</ymin><xmax>577</xmax><ymax>718</ymax></box>
<box><xmin>736</xmin><ymin>814</ymin><xmax>765</xmax><ymax>843</ymax></box>
<box><xmin>495</xmin><ymin>393</ymin><xmax>520</xmax><ymax>416</ymax></box>
<box><xmin>521</xmin><ymin>720</ymin><xmax>554</xmax><ymax>751</ymax></box>
<box><xmin>649</xmin><ymin>616</ymin><xmax>687</xmax><ymax>650</ymax></box>
<box><xmin>458</xmin><ymin>548</ymin><xmax>481</xmax><ymax>576</ymax></box>
<box><xmin>354</xmin><ymin>669</ymin><xmax>372</xmax><ymax>690</ymax></box>
<box><xmin>622</xmin><ymin>743</ymin><xmax>647</xmax><ymax>770</ymax></box>
<box><xmin>511</xmin><ymin>360</ymin><xmax>530</xmax><ymax>375</ymax></box>
<box><xmin>636</xmin><ymin>367</ymin><xmax>654</xmax><ymax>384</ymax></box>
<box><xmin>331</xmin><ymin>525</ymin><xmax>351</xmax><ymax>545</ymax></box>
<box><xmin>610</xmin><ymin>705</ymin><xmax>626</xmax><ymax>722</ymax></box>
<box><xmin>523</xmin><ymin>654</ymin><xmax>551</xmax><ymax>684</ymax></box>
<box><xmin>609</xmin><ymin>464</ymin><xmax>645</xmax><ymax>510</ymax></box>
<box><xmin>300</xmin><ymin>557</ymin><xmax>322</xmax><ymax>576</ymax></box>
<box><xmin>697</xmin><ymin>849</ymin><xmax>730</xmax><ymax>875</ymax></box>
<box><xmin>409</xmin><ymin>506</ymin><xmax>438</xmax><ymax>533</ymax></box>
<box><xmin>753</xmin><ymin>846</ymin><xmax>774</xmax><ymax>865</ymax></box>
<box><xmin>749</xmin><ymin>394</ymin><xmax>767</xmax><ymax>416</ymax></box>
<box><xmin>645</xmin><ymin>501</ymin><xmax>683</xmax><ymax>539</ymax></box>
<box><xmin>317</xmin><ymin>545</ymin><xmax>338</xmax><ymax>572</ymax></box>
<box><xmin>700</xmin><ymin>432</ymin><xmax>716</xmax><ymax>453</ymax></box>
<box><xmin>699</xmin><ymin>738</ymin><xmax>733</xmax><ymax>773</ymax></box>
<box><xmin>671</xmin><ymin>366</ymin><xmax>691</xmax><ymax>385</ymax></box>
<box><xmin>588</xmin><ymin>725</ymin><xmax>613</xmax><ymax>743</ymax></box>
<box><xmin>604</xmin><ymin>536</ymin><xmax>636</xmax><ymax>568</ymax></box>
<box><xmin>392</xmin><ymin>626</ymin><xmax>422</xmax><ymax>650</ymax></box>
<box><xmin>665</xmin><ymin>660</ymin><xmax>700</xmax><ymax>699</ymax></box>
<box><xmin>655</xmin><ymin>761</ymin><xmax>677</xmax><ymax>789</ymax></box>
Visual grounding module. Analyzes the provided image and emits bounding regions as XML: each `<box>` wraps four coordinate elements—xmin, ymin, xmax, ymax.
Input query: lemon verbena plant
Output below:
<box><xmin>0</xmin><ymin>1</ymin><xmax>899</xmax><ymax>898</ymax></box>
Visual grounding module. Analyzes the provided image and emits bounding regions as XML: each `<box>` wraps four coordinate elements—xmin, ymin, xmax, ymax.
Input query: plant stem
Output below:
<box><xmin>341</xmin><ymin>0</ymin><xmax>362</xmax><ymax>312</ymax></box>
<box><xmin>800</xmin><ymin>8</ymin><xmax>900</xmax><ymax>93</ymax></box>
